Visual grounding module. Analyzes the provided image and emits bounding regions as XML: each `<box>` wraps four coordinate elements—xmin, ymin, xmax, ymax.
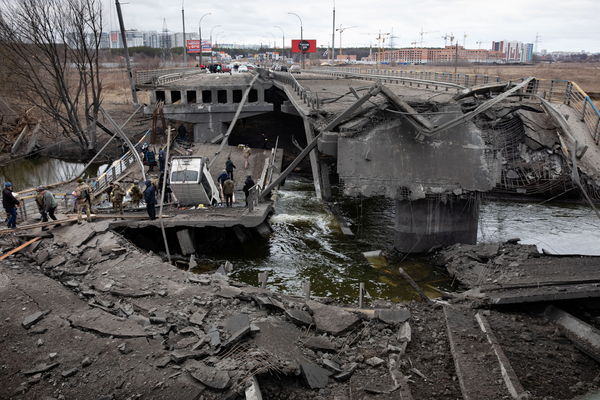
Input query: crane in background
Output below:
<box><xmin>375</xmin><ymin>31</ymin><xmax>390</xmax><ymax>65</ymax></box>
<box><xmin>336</xmin><ymin>25</ymin><xmax>357</xmax><ymax>56</ymax></box>
<box><xmin>442</xmin><ymin>33</ymin><xmax>455</xmax><ymax>47</ymax></box>
<box><xmin>419</xmin><ymin>28</ymin><xmax>438</xmax><ymax>47</ymax></box>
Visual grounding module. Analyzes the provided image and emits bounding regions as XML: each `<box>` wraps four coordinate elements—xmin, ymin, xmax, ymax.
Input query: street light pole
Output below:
<box><xmin>288</xmin><ymin>12</ymin><xmax>304</xmax><ymax>69</ymax></box>
<box><xmin>274</xmin><ymin>25</ymin><xmax>285</xmax><ymax>60</ymax></box>
<box><xmin>182</xmin><ymin>3</ymin><xmax>187</xmax><ymax>65</ymax></box>
<box><xmin>331</xmin><ymin>0</ymin><xmax>335</xmax><ymax>61</ymax></box>
<box><xmin>210</xmin><ymin>25</ymin><xmax>222</xmax><ymax>64</ymax></box>
<box><xmin>198</xmin><ymin>12</ymin><xmax>211</xmax><ymax>66</ymax></box>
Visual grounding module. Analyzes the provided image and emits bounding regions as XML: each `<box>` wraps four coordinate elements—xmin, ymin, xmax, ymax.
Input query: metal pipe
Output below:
<box><xmin>115</xmin><ymin>0</ymin><xmax>138</xmax><ymax>105</ymax></box>
<box><xmin>182</xmin><ymin>4</ymin><xmax>187</xmax><ymax>65</ymax></box>
<box><xmin>159</xmin><ymin>127</ymin><xmax>172</xmax><ymax>263</ymax></box>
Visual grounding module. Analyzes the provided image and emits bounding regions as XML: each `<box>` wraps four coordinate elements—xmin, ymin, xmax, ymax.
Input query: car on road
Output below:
<box><xmin>289</xmin><ymin>65</ymin><xmax>301</xmax><ymax>73</ymax></box>
<box><xmin>238</xmin><ymin>65</ymin><xmax>248</xmax><ymax>72</ymax></box>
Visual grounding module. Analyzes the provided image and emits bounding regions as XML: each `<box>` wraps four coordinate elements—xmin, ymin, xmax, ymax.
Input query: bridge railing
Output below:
<box><xmin>269</xmin><ymin>70</ymin><xmax>321</xmax><ymax>110</ymax></box>
<box><xmin>311</xmin><ymin>66</ymin><xmax>600</xmax><ymax>145</ymax></box>
<box><xmin>135</xmin><ymin>68</ymin><xmax>204</xmax><ymax>86</ymax></box>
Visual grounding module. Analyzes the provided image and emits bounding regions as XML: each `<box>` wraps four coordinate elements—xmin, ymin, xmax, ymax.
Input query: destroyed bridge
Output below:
<box><xmin>135</xmin><ymin>66</ymin><xmax>600</xmax><ymax>252</ymax></box>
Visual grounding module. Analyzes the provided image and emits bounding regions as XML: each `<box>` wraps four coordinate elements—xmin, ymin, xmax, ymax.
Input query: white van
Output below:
<box><xmin>170</xmin><ymin>156</ymin><xmax>220</xmax><ymax>206</ymax></box>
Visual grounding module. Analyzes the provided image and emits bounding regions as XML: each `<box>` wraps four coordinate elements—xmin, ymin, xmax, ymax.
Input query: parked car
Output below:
<box><xmin>238</xmin><ymin>65</ymin><xmax>249</xmax><ymax>72</ymax></box>
<box><xmin>289</xmin><ymin>64</ymin><xmax>301</xmax><ymax>73</ymax></box>
<box><xmin>170</xmin><ymin>156</ymin><xmax>220</xmax><ymax>206</ymax></box>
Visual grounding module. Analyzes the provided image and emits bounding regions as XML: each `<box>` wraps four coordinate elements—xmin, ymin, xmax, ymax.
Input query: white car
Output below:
<box><xmin>238</xmin><ymin>65</ymin><xmax>248</xmax><ymax>72</ymax></box>
<box><xmin>170</xmin><ymin>156</ymin><xmax>220</xmax><ymax>206</ymax></box>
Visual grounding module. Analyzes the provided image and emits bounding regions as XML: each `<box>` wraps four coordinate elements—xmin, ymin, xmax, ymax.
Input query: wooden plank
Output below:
<box><xmin>444</xmin><ymin>305</ymin><xmax>512</xmax><ymax>400</ymax></box>
<box><xmin>475</xmin><ymin>312</ymin><xmax>528</xmax><ymax>399</ymax></box>
<box><xmin>0</xmin><ymin>237</ymin><xmax>41</xmax><ymax>261</ymax></box>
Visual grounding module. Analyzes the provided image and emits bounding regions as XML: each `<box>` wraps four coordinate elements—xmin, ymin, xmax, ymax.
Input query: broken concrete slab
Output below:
<box><xmin>190</xmin><ymin>362</ymin><xmax>231</xmax><ymax>390</ymax></box>
<box><xmin>375</xmin><ymin>308</ymin><xmax>411</xmax><ymax>325</ymax></box>
<box><xmin>333</xmin><ymin>363</ymin><xmax>357</xmax><ymax>382</ymax></box>
<box><xmin>299</xmin><ymin>359</ymin><xmax>331</xmax><ymax>389</ymax></box>
<box><xmin>61</xmin><ymin>368</ymin><xmax>78</xmax><ymax>378</ymax></box>
<box><xmin>22</xmin><ymin>310</ymin><xmax>49</xmax><ymax>329</ymax></box>
<box><xmin>170</xmin><ymin>350</ymin><xmax>208</xmax><ymax>364</ymax></box>
<box><xmin>302</xmin><ymin>336</ymin><xmax>337</xmax><ymax>353</ymax></box>
<box><xmin>189</xmin><ymin>310</ymin><xmax>208</xmax><ymax>326</ymax></box>
<box><xmin>253</xmin><ymin>294</ymin><xmax>285</xmax><ymax>312</ymax></box>
<box><xmin>285</xmin><ymin>308</ymin><xmax>313</xmax><ymax>327</ymax></box>
<box><xmin>306</xmin><ymin>300</ymin><xmax>360</xmax><ymax>336</ymax></box>
<box><xmin>215</xmin><ymin>285</ymin><xmax>242</xmax><ymax>298</ymax></box>
<box><xmin>207</xmin><ymin>326</ymin><xmax>221</xmax><ymax>348</ymax></box>
<box><xmin>68</xmin><ymin>308</ymin><xmax>149</xmax><ymax>338</ymax></box>
<box><xmin>222</xmin><ymin>313</ymin><xmax>251</xmax><ymax>349</ymax></box>
<box><xmin>398</xmin><ymin>321</ymin><xmax>412</xmax><ymax>342</ymax></box>
<box><xmin>365</xmin><ymin>356</ymin><xmax>385</xmax><ymax>367</ymax></box>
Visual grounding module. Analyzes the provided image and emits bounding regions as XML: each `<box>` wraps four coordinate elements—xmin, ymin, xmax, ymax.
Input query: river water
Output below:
<box><xmin>2</xmin><ymin>158</ymin><xmax>599</xmax><ymax>302</ymax></box>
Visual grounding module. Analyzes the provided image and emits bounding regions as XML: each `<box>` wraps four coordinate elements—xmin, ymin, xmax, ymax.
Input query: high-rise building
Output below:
<box><xmin>491</xmin><ymin>40</ymin><xmax>534</xmax><ymax>63</ymax></box>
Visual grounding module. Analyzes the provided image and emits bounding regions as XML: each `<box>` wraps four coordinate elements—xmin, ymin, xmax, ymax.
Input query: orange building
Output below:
<box><xmin>372</xmin><ymin>46</ymin><xmax>504</xmax><ymax>64</ymax></box>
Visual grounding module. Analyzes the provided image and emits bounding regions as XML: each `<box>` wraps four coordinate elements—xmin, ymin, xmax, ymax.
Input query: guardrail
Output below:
<box><xmin>93</xmin><ymin>130</ymin><xmax>151</xmax><ymax>196</ymax></box>
<box><xmin>135</xmin><ymin>67</ymin><xmax>204</xmax><ymax>86</ymax></box>
<box><xmin>269</xmin><ymin>70</ymin><xmax>321</xmax><ymax>110</ymax></box>
<box><xmin>310</xmin><ymin>66</ymin><xmax>600</xmax><ymax>145</ymax></box>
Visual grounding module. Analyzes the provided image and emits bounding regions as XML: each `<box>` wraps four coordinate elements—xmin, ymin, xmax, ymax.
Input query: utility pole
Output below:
<box><xmin>454</xmin><ymin>34</ymin><xmax>459</xmax><ymax>74</ymax></box>
<box><xmin>115</xmin><ymin>0</ymin><xmax>138</xmax><ymax>105</ymax></box>
<box><xmin>198</xmin><ymin>13</ymin><xmax>211</xmax><ymax>67</ymax></box>
<box><xmin>181</xmin><ymin>2</ymin><xmax>187</xmax><ymax>65</ymax></box>
<box><xmin>331</xmin><ymin>0</ymin><xmax>335</xmax><ymax>61</ymax></box>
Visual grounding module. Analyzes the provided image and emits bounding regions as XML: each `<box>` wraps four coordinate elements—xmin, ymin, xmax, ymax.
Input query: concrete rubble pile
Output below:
<box><xmin>0</xmin><ymin>222</ymin><xmax>433</xmax><ymax>399</ymax></box>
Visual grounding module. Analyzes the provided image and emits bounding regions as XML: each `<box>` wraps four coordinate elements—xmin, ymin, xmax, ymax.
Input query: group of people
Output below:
<box><xmin>216</xmin><ymin>156</ymin><xmax>255</xmax><ymax>208</ymax></box>
<box><xmin>2</xmin><ymin>181</ymin><xmax>63</xmax><ymax>229</ymax></box>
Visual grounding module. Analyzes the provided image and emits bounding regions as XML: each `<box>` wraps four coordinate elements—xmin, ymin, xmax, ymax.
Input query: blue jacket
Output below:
<box><xmin>143</xmin><ymin>181</ymin><xmax>157</xmax><ymax>205</ymax></box>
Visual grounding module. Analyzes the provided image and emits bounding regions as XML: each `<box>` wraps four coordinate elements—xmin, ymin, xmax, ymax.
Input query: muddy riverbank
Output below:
<box><xmin>1</xmin><ymin>221</ymin><xmax>599</xmax><ymax>399</ymax></box>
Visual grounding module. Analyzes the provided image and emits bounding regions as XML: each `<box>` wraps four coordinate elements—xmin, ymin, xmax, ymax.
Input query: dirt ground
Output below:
<box><xmin>1</xmin><ymin>220</ymin><xmax>600</xmax><ymax>399</ymax></box>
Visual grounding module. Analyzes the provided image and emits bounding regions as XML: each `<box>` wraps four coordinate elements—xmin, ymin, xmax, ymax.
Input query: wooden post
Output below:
<box><xmin>258</xmin><ymin>271</ymin><xmax>269</xmax><ymax>289</ymax></box>
<box><xmin>303</xmin><ymin>280</ymin><xmax>311</xmax><ymax>301</ymax></box>
<box><xmin>158</xmin><ymin>127</ymin><xmax>172</xmax><ymax>263</ymax></box>
<box><xmin>358</xmin><ymin>282</ymin><xmax>365</xmax><ymax>308</ymax></box>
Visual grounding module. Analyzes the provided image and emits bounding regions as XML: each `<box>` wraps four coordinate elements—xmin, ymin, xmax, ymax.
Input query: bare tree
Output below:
<box><xmin>0</xmin><ymin>0</ymin><xmax>103</xmax><ymax>155</ymax></box>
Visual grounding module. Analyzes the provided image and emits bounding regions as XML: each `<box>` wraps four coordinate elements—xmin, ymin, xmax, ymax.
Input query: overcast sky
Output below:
<box><xmin>103</xmin><ymin>0</ymin><xmax>600</xmax><ymax>52</ymax></box>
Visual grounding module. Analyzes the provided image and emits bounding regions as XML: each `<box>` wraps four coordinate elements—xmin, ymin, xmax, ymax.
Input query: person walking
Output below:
<box><xmin>35</xmin><ymin>187</ymin><xmax>46</xmax><ymax>222</ymax></box>
<box><xmin>129</xmin><ymin>184</ymin><xmax>143</xmax><ymax>208</ymax></box>
<box><xmin>37</xmin><ymin>187</ymin><xmax>57</xmax><ymax>222</ymax></box>
<box><xmin>225</xmin><ymin>157</ymin><xmax>236</xmax><ymax>180</ymax></box>
<box><xmin>158</xmin><ymin>148</ymin><xmax>166</xmax><ymax>173</ymax></box>
<box><xmin>242</xmin><ymin>175</ymin><xmax>255</xmax><ymax>207</ymax></box>
<box><xmin>110</xmin><ymin>182</ymin><xmax>125</xmax><ymax>215</ymax></box>
<box><xmin>75</xmin><ymin>178</ymin><xmax>92</xmax><ymax>223</ymax></box>
<box><xmin>143</xmin><ymin>180</ymin><xmax>157</xmax><ymax>220</ymax></box>
<box><xmin>242</xmin><ymin>145</ymin><xmax>251</xmax><ymax>169</ymax></box>
<box><xmin>222</xmin><ymin>178</ymin><xmax>235</xmax><ymax>207</ymax></box>
<box><xmin>2</xmin><ymin>182</ymin><xmax>19</xmax><ymax>228</ymax></box>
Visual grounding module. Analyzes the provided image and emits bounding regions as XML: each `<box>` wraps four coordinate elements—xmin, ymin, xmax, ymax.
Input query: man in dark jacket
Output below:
<box><xmin>2</xmin><ymin>182</ymin><xmax>19</xmax><ymax>228</ymax></box>
<box><xmin>222</xmin><ymin>178</ymin><xmax>235</xmax><ymax>207</ymax></box>
<box><xmin>243</xmin><ymin>175</ymin><xmax>255</xmax><ymax>207</ymax></box>
<box><xmin>143</xmin><ymin>180</ymin><xmax>157</xmax><ymax>220</ymax></box>
<box><xmin>225</xmin><ymin>157</ymin><xmax>236</xmax><ymax>180</ymax></box>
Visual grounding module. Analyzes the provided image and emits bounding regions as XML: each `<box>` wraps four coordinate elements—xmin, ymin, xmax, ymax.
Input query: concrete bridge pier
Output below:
<box><xmin>193</xmin><ymin>121</ymin><xmax>225</xmax><ymax>143</ymax></box>
<box><xmin>394</xmin><ymin>194</ymin><xmax>480</xmax><ymax>253</ymax></box>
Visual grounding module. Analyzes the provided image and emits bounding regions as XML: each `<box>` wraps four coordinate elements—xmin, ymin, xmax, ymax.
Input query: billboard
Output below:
<box><xmin>201</xmin><ymin>40</ymin><xmax>212</xmax><ymax>54</ymax></box>
<box><xmin>186</xmin><ymin>40</ymin><xmax>201</xmax><ymax>53</ymax></box>
<box><xmin>187</xmin><ymin>40</ymin><xmax>212</xmax><ymax>54</ymax></box>
<box><xmin>291</xmin><ymin>39</ymin><xmax>317</xmax><ymax>53</ymax></box>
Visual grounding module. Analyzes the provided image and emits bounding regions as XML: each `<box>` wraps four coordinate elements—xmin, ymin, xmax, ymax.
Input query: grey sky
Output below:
<box><xmin>104</xmin><ymin>0</ymin><xmax>600</xmax><ymax>52</ymax></box>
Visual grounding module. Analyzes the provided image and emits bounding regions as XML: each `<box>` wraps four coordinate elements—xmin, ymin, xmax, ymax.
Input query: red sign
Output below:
<box><xmin>291</xmin><ymin>39</ymin><xmax>317</xmax><ymax>53</ymax></box>
<box><xmin>186</xmin><ymin>40</ymin><xmax>201</xmax><ymax>53</ymax></box>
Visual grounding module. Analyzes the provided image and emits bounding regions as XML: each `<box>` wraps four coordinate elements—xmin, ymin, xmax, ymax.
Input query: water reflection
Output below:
<box><xmin>0</xmin><ymin>157</ymin><xmax>101</xmax><ymax>189</ymax></box>
<box><xmin>479</xmin><ymin>200</ymin><xmax>600</xmax><ymax>256</ymax></box>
